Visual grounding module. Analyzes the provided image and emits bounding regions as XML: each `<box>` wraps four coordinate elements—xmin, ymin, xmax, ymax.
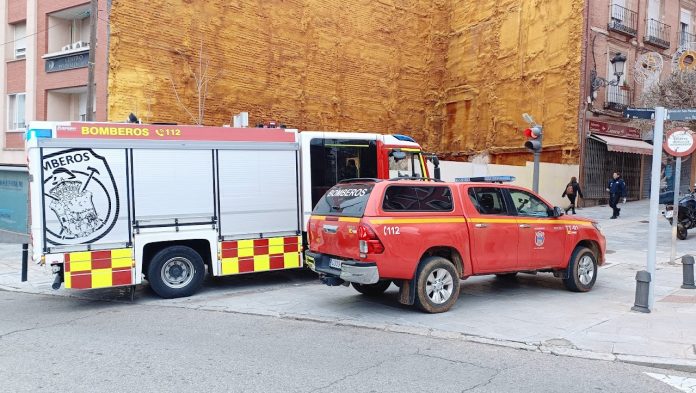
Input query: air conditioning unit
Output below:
<box><xmin>73</xmin><ymin>41</ymin><xmax>87</xmax><ymax>49</ymax></box>
<box><xmin>62</xmin><ymin>44</ymin><xmax>72</xmax><ymax>51</ymax></box>
<box><xmin>14</xmin><ymin>47</ymin><xmax>26</xmax><ymax>59</ymax></box>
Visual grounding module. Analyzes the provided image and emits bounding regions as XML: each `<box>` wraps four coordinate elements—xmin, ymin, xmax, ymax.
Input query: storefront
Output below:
<box><xmin>582</xmin><ymin>120</ymin><xmax>658</xmax><ymax>205</ymax></box>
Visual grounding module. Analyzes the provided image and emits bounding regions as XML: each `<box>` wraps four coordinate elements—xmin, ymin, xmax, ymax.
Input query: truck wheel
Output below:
<box><xmin>414</xmin><ymin>257</ymin><xmax>460</xmax><ymax>313</ymax></box>
<box><xmin>147</xmin><ymin>246</ymin><xmax>205</xmax><ymax>299</ymax></box>
<box><xmin>562</xmin><ymin>247</ymin><xmax>597</xmax><ymax>292</ymax></box>
<box><xmin>352</xmin><ymin>281</ymin><xmax>391</xmax><ymax>296</ymax></box>
<box><xmin>678</xmin><ymin>224</ymin><xmax>688</xmax><ymax>240</ymax></box>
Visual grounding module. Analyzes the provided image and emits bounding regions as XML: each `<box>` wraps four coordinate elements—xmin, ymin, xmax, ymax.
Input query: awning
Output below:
<box><xmin>590</xmin><ymin>134</ymin><xmax>654</xmax><ymax>155</ymax></box>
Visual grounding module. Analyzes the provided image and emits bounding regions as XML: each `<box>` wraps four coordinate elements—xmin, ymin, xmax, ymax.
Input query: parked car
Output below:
<box><xmin>306</xmin><ymin>177</ymin><xmax>606</xmax><ymax>313</ymax></box>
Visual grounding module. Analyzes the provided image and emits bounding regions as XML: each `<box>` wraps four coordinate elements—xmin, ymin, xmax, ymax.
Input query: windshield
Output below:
<box><xmin>389</xmin><ymin>150</ymin><xmax>424</xmax><ymax>179</ymax></box>
<box><xmin>313</xmin><ymin>183</ymin><xmax>375</xmax><ymax>217</ymax></box>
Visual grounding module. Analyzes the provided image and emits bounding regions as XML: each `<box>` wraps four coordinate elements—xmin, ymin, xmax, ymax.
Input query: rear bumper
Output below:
<box><xmin>305</xmin><ymin>251</ymin><xmax>379</xmax><ymax>285</ymax></box>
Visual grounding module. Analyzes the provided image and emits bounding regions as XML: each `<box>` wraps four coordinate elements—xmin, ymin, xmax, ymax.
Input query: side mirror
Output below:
<box><xmin>551</xmin><ymin>206</ymin><xmax>564</xmax><ymax>217</ymax></box>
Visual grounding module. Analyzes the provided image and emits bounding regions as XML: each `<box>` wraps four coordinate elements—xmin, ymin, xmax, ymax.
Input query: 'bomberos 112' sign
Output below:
<box><xmin>663</xmin><ymin>127</ymin><xmax>696</xmax><ymax>157</ymax></box>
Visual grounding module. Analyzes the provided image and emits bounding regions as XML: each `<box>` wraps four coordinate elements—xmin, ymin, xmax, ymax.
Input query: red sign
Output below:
<box><xmin>55</xmin><ymin>122</ymin><xmax>296</xmax><ymax>143</ymax></box>
<box><xmin>663</xmin><ymin>127</ymin><xmax>696</xmax><ymax>157</ymax></box>
<box><xmin>588</xmin><ymin>121</ymin><xmax>641</xmax><ymax>140</ymax></box>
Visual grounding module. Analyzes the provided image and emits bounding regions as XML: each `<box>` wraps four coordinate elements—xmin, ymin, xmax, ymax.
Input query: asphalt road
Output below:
<box><xmin>0</xmin><ymin>290</ymin><xmax>691</xmax><ymax>393</ymax></box>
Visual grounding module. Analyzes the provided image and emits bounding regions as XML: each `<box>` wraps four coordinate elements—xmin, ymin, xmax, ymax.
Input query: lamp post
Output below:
<box><xmin>589</xmin><ymin>52</ymin><xmax>628</xmax><ymax>101</ymax></box>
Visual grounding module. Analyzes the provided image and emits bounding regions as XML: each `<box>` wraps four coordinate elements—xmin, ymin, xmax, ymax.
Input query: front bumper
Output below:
<box><xmin>305</xmin><ymin>251</ymin><xmax>379</xmax><ymax>285</ymax></box>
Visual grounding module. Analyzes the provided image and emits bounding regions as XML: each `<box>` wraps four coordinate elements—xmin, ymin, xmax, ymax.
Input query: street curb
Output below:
<box><xmin>3</xmin><ymin>285</ymin><xmax>696</xmax><ymax>373</ymax></box>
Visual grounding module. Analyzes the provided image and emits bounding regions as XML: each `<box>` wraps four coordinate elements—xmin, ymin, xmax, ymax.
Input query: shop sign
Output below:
<box><xmin>588</xmin><ymin>120</ymin><xmax>641</xmax><ymax>140</ymax></box>
<box><xmin>45</xmin><ymin>52</ymin><xmax>89</xmax><ymax>73</ymax></box>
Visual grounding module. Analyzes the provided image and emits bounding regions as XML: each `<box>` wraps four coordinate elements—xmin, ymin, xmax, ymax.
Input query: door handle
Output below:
<box><xmin>519</xmin><ymin>224</ymin><xmax>531</xmax><ymax>228</ymax></box>
<box><xmin>474</xmin><ymin>223</ymin><xmax>488</xmax><ymax>228</ymax></box>
<box><xmin>323</xmin><ymin>225</ymin><xmax>338</xmax><ymax>233</ymax></box>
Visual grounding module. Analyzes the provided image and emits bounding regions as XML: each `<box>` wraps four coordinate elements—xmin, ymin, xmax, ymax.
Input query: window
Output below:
<box><xmin>388</xmin><ymin>150</ymin><xmax>423</xmax><ymax>178</ymax></box>
<box><xmin>310</xmin><ymin>138</ymin><xmax>378</xmax><ymax>208</ymax></box>
<box><xmin>313</xmin><ymin>183</ymin><xmax>375</xmax><ymax>217</ymax></box>
<box><xmin>8</xmin><ymin>94</ymin><xmax>26</xmax><ymax>130</ymax></box>
<box><xmin>509</xmin><ymin>190</ymin><xmax>551</xmax><ymax>217</ymax></box>
<box><xmin>468</xmin><ymin>188</ymin><xmax>507</xmax><ymax>215</ymax></box>
<box><xmin>383</xmin><ymin>186</ymin><xmax>453</xmax><ymax>212</ymax></box>
<box><xmin>13</xmin><ymin>23</ymin><xmax>26</xmax><ymax>59</ymax></box>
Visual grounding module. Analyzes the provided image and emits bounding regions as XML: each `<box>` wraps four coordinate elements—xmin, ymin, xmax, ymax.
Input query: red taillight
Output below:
<box><xmin>358</xmin><ymin>224</ymin><xmax>384</xmax><ymax>254</ymax></box>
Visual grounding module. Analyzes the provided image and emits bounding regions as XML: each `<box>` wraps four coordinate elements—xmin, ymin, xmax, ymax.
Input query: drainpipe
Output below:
<box><xmin>577</xmin><ymin>0</ymin><xmax>591</xmax><ymax>204</ymax></box>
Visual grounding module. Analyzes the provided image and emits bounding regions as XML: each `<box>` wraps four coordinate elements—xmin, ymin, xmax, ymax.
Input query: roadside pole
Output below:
<box><xmin>646</xmin><ymin>107</ymin><xmax>666</xmax><ymax>310</ymax></box>
<box><xmin>670</xmin><ymin>156</ymin><xmax>682</xmax><ymax>265</ymax></box>
<box><xmin>532</xmin><ymin>149</ymin><xmax>540</xmax><ymax>193</ymax></box>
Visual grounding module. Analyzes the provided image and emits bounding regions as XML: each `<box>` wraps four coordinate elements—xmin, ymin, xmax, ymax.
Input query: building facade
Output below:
<box><xmin>0</xmin><ymin>0</ymin><xmax>109</xmax><ymax>165</ymax></box>
<box><xmin>580</xmin><ymin>0</ymin><xmax>696</xmax><ymax>204</ymax></box>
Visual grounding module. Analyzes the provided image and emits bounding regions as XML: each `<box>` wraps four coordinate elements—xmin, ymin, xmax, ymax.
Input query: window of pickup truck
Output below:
<box><xmin>509</xmin><ymin>189</ymin><xmax>551</xmax><ymax>217</ymax></box>
<box><xmin>382</xmin><ymin>185</ymin><xmax>453</xmax><ymax>212</ymax></box>
<box><xmin>313</xmin><ymin>183</ymin><xmax>375</xmax><ymax>217</ymax></box>
<box><xmin>468</xmin><ymin>187</ymin><xmax>508</xmax><ymax>215</ymax></box>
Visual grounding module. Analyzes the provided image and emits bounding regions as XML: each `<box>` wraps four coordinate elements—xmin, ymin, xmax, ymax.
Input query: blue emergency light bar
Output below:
<box><xmin>392</xmin><ymin>134</ymin><xmax>416</xmax><ymax>142</ymax></box>
<box><xmin>455</xmin><ymin>176</ymin><xmax>516</xmax><ymax>183</ymax></box>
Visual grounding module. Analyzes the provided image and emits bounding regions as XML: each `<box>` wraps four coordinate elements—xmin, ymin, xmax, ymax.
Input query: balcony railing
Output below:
<box><xmin>604</xmin><ymin>86</ymin><xmax>632</xmax><ymax>112</ymax></box>
<box><xmin>645</xmin><ymin>19</ymin><xmax>671</xmax><ymax>49</ymax></box>
<box><xmin>680</xmin><ymin>30</ymin><xmax>696</xmax><ymax>47</ymax></box>
<box><xmin>608</xmin><ymin>4</ymin><xmax>638</xmax><ymax>37</ymax></box>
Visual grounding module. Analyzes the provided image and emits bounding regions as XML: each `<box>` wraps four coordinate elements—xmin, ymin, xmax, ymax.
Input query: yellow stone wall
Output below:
<box><xmin>107</xmin><ymin>0</ymin><xmax>584</xmax><ymax>164</ymax></box>
<box><xmin>440</xmin><ymin>0</ymin><xmax>584</xmax><ymax>164</ymax></box>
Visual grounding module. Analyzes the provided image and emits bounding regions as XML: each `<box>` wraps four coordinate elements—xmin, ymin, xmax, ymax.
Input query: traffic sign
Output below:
<box><xmin>666</xmin><ymin>109</ymin><xmax>696</xmax><ymax>121</ymax></box>
<box><xmin>663</xmin><ymin>127</ymin><xmax>696</xmax><ymax>157</ymax></box>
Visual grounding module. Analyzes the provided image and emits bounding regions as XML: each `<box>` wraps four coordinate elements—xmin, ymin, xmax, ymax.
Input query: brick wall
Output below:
<box><xmin>7</xmin><ymin>0</ymin><xmax>26</xmax><ymax>24</ymax></box>
<box><xmin>6</xmin><ymin>60</ymin><xmax>26</xmax><ymax>94</ymax></box>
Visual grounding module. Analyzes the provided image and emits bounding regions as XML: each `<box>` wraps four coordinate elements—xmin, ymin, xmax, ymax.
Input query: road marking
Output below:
<box><xmin>644</xmin><ymin>372</ymin><xmax>696</xmax><ymax>392</ymax></box>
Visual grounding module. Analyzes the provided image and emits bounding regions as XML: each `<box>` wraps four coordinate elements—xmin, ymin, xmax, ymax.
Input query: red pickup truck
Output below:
<box><xmin>306</xmin><ymin>178</ymin><xmax>606</xmax><ymax>313</ymax></box>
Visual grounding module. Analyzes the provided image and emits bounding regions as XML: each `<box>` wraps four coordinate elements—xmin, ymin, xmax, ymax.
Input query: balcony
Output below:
<box><xmin>608</xmin><ymin>4</ymin><xmax>638</xmax><ymax>37</ymax></box>
<box><xmin>680</xmin><ymin>30</ymin><xmax>696</xmax><ymax>48</ymax></box>
<box><xmin>604</xmin><ymin>86</ymin><xmax>632</xmax><ymax>112</ymax></box>
<box><xmin>645</xmin><ymin>19</ymin><xmax>671</xmax><ymax>49</ymax></box>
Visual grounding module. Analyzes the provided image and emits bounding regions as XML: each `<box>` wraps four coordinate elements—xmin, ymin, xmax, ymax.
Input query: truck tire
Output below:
<box><xmin>562</xmin><ymin>247</ymin><xmax>597</xmax><ymax>292</ymax></box>
<box><xmin>414</xmin><ymin>257</ymin><xmax>460</xmax><ymax>313</ymax></box>
<box><xmin>352</xmin><ymin>281</ymin><xmax>391</xmax><ymax>296</ymax></box>
<box><xmin>147</xmin><ymin>246</ymin><xmax>206</xmax><ymax>299</ymax></box>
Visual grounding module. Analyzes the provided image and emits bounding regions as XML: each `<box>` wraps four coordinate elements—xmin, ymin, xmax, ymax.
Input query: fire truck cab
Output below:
<box><xmin>25</xmin><ymin>121</ymin><xmax>429</xmax><ymax>299</ymax></box>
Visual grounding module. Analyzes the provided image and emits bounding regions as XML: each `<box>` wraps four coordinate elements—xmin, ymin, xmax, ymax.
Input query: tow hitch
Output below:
<box><xmin>320</xmin><ymin>274</ymin><xmax>347</xmax><ymax>287</ymax></box>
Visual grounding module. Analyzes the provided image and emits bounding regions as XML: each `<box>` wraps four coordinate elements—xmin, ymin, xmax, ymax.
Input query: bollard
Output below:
<box><xmin>631</xmin><ymin>270</ymin><xmax>651</xmax><ymax>313</ymax></box>
<box><xmin>21</xmin><ymin>243</ymin><xmax>28</xmax><ymax>282</ymax></box>
<box><xmin>683</xmin><ymin>255</ymin><xmax>696</xmax><ymax>289</ymax></box>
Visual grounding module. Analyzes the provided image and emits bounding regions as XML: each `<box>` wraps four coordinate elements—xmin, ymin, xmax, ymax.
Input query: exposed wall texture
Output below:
<box><xmin>107</xmin><ymin>0</ymin><xmax>584</xmax><ymax>164</ymax></box>
<box><xmin>440</xmin><ymin>0</ymin><xmax>584</xmax><ymax>164</ymax></box>
<box><xmin>107</xmin><ymin>0</ymin><xmax>449</xmax><ymax>142</ymax></box>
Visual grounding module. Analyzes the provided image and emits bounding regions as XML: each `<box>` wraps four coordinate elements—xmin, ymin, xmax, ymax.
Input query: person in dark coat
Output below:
<box><xmin>562</xmin><ymin>176</ymin><xmax>583</xmax><ymax>214</ymax></box>
<box><xmin>606</xmin><ymin>172</ymin><xmax>627</xmax><ymax>219</ymax></box>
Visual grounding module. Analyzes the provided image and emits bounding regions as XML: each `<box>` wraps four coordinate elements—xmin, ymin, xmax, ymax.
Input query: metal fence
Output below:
<box><xmin>608</xmin><ymin>4</ymin><xmax>638</xmax><ymax>36</ymax></box>
<box><xmin>645</xmin><ymin>19</ymin><xmax>671</xmax><ymax>49</ymax></box>
<box><xmin>583</xmin><ymin>138</ymin><xmax>642</xmax><ymax>202</ymax></box>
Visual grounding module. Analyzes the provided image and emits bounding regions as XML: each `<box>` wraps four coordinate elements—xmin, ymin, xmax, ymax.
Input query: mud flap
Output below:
<box><xmin>398</xmin><ymin>278</ymin><xmax>416</xmax><ymax>305</ymax></box>
<box><xmin>553</xmin><ymin>268</ymin><xmax>570</xmax><ymax>279</ymax></box>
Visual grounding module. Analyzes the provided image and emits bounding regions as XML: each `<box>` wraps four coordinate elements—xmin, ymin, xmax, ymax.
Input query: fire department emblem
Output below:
<box><xmin>43</xmin><ymin>149</ymin><xmax>119</xmax><ymax>245</ymax></box>
<box><xmin>534</xmin><ymin>231</ymin><xmax>545</xmax><ymax>247</ymax></box>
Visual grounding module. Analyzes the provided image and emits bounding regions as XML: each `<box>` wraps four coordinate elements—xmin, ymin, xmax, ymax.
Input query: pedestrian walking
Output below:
<box><xmin>606</xmin><ymin>172</ymin><xmax>627</xmax><ymax>219</ymax></box>
<box><xmin>562</xmin><ymin>176</ymin><xmax>583</xmax><ymax>214</ymax></box>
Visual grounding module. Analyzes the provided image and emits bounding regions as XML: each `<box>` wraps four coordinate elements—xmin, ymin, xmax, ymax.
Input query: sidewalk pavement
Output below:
<box><xmin>1</xmin><ymin>200</ymin><xmax>696</xmax><ymax>372</ymax></box>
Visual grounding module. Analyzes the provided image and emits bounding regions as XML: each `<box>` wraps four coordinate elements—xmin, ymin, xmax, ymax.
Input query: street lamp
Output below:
<box><xmin>589</xmin><ymin>52</ymin><xmax>628</xmax><ymax>101</ymax></box>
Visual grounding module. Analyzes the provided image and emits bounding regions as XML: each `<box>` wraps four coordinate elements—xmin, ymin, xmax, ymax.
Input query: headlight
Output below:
<box><xmin>592</xmin><ymin>222</ymin><xmax>602</xmax><ymax>232</ymax></box>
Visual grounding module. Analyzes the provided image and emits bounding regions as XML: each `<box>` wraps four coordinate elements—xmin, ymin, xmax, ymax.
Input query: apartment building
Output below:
<box><xmin>0</xmin><ymin>0</ymin><xmax>109</xmax><ymax>165</ymax></box>
<box><xmin>581</xmin><ymin>0</ymin><xmax>696</xmax><ymax>203</ymax></box>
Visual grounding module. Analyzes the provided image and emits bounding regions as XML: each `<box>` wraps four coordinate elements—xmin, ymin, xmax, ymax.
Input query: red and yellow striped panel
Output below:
<box><xmin>220</xmin><ymin>236</ymin><xmax>302</xmax><ymax>275</ymax></box>
<box><xmin>64</xmin><ymin>248</ymin><xmax>134</xmax><ymax>289</ymax></box>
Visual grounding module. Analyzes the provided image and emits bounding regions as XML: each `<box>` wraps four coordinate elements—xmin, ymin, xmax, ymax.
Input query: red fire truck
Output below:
<box><xmin>26</xmin><ymin>121</ymin><xmax>432</xmax><ymax>298</ymax></box>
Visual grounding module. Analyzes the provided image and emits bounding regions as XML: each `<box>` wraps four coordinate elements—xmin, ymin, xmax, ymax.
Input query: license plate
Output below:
<box><xmin>329</xmin><ymin>258</ymin><xmax>343</xmax><ymax>269</ymax></box>
<box><xmin>665</xmin><ymin>210</ymin><xmax>674</xmax><ymax>219</ymax></box>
